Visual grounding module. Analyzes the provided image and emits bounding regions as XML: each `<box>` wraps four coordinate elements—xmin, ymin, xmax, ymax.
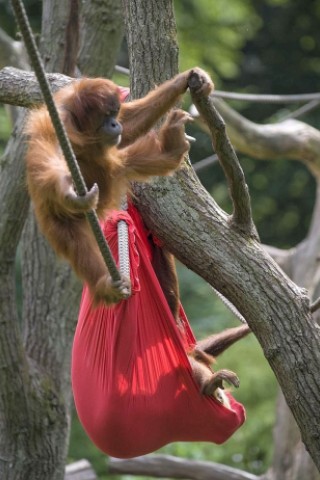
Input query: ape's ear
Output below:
<box><xmin>118</xmin><ymin>87</ymin><xmax>130</xmax><ymax>103</ymax></box>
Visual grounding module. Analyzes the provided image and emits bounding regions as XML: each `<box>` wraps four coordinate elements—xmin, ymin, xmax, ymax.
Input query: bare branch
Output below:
<box><xmin>108</xmin><ymin>454</ymin><xmax>259</xmax><ymax>480</ymax></box>
<box><xmin>65</xmin><ymin>459</ymin><xmax>97</xmax><ymax>479</ymax></box>
<box><xmin>281</xmin><ymin>100</ymin><xmax>320</xmax><ymax>121</ymax></box>
<box><xmin>188</xmin><ymin>71</ymin><xmax>257</xmax><ymax>237</ymax></box>
<box><xmin>193</xmin><ymin>154</ymin><xmax>219</xmax><ymax>172</ymax></box>
<box><xmin>310</xmin><ymin>296</ymin><xmax>320</xmax><ymax>313</ymax></box>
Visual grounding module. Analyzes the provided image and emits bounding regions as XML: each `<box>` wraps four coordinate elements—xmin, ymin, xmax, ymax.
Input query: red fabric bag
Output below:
<box><xmin>72</xmin><ymin>204</ymin><xmax>245</xmax><ymax>458</ymax></box>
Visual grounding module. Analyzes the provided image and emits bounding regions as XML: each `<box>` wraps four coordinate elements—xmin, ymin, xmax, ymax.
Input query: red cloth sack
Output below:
<box><xmin>72</xmin><ymin>204</ymin><xmax>245</xmax><ymax>458</ymax></box>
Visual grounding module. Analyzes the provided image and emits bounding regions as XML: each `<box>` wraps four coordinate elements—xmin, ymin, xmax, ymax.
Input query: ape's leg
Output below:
<box><xmin>196</xmin><ymin>324</ymin><xmax>251</xmax><ymax>357</ymax></box>
<box><xmin>46</xmin><ymin>219</ymin><xmax>129</xmax><ymax>304</ymax></box>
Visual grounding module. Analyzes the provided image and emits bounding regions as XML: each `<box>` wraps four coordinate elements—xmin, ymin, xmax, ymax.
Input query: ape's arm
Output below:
<box><xmin>120</xmin><ymin>110</ymin><xmax>191</xmax><ymax>180</ymax></box>
<box><xmin>118</xmin><ymin>67</ymin><xmax>213</xmax><ymax>146</ymax></box>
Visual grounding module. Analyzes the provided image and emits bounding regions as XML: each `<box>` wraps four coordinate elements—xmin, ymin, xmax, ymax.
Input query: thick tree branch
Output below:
<box><xmin>108</xmin><ymin>454</ymin><xmax>259</xmax><ymax>480</ymax></box>
<box><xmin>261</xmin><ymin>245</ymin><xmax>294</xmax><ymax>276</ymax></box>
<box><xmin>0</xmin><ymin>66</ymin><xmax>71</xmax><ymax>107</ymax></box>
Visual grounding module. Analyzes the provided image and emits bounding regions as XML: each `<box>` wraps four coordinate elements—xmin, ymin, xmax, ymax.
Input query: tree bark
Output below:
<box><xmin>78</xmin><ymin>0</ymin><xmax>124</xmax><ymax>78</ymax></box>
<box><xmin>123</xmin><ymin>0</ymin><xmax>179</xmax><ymax>97</ymax></box>
<box><xmin>0</xmin><ymin>67</ymin><xmax>71</xmax><ymax>107</ymax></box>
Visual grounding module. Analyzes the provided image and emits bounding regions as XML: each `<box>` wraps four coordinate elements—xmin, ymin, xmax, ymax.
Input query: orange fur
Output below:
<box><xmin>25</xmin><ymin>69</ymin><xmax>248</xmax><ymax>402</ymax></box>
<box><xmin>25</xmin><ymin>69</ymin><xmax>213</xmax><ymax>304</ymax></box>
<box><xmin>188</xmin><ymin>325</ymin><xmax>250</xmax><ymax>404</ymax></box>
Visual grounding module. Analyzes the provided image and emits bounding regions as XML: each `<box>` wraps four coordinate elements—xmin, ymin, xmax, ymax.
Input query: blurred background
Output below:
<box><xmin>0</xmin><ymin>0</ymin><xmax>318</xmax><ymax>477</ymax></box>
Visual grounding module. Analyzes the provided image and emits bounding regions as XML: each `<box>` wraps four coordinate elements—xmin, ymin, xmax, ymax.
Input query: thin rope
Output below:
<box><xmin>11</xmin><ymin>0</ymin><xmax>123</xmax><ymax>284</ymax></box>
<box><xmin>211</xmin><ymin>287</ymin><xmax>247</xmax><ymax>324</ymax></box>
<box><xmin>212</xmin><ymin>90</ymin><xmax>320</xmax><ymax>104</ymax></box>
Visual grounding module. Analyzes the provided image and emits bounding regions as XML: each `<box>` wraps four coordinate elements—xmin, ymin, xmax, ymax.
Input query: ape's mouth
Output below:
<box><xmin>109</xmin><ymin>134</ymin><xmax>122</xmax><ymax>146</ymax></box>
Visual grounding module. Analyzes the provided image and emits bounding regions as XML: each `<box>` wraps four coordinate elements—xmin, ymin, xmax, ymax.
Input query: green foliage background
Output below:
<box><xmin>1</xmin><ymin>0</ymin><xmax>319</xmax><ymax>477</ymax></box>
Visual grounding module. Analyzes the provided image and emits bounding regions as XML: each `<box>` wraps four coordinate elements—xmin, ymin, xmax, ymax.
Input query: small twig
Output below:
<box><xmin>193</xmin><ymin>154</ymin><xmax>218</xmax><ymax>172</ymax></box>
<box><xmin>310</xmin><ymin>296</ymin><xmax>320</xmax><ymax>313</ymax></box>
<box><xmin>114</xmin><ymin>64</ymin><xmax>130</xmax><ymax>76</ymax></box>
<box><xmin>280</xmin><ymin>99</ymin><xmax>320</xmax><ymax>121</ymax></box>
<box><xmin>188</xmin><ymin>72</ymin><xmax>257</xmax><ymax>238</ymax></box>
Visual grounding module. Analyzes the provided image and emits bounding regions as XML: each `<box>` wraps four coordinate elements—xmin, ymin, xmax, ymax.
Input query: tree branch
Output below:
<box><xmin>108</xmin><ymin>454</ymin><xmax>259</xmax><ymax>480</ymax></box>
<box><xmin>188</xmin><ymin>72</ymin><xmax>257</xmax><ymax>237</ymax></box>
<box><xmin>261</xmin><ymin>245</ymin><xmax>294</xmax><ymax>275</ymax></box>
<box><xmin>65</xmin><ymin>459</ymin><xmax>97</xmax><ymax>479</ymax></box>
<box><xmin>0</xmin><ymin>66</ymin><xmax>71</xmax><ymax>107</ymax></box>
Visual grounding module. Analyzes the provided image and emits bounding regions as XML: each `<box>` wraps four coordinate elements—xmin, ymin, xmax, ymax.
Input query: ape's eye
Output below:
<box><xmin>109</xmin><ymin>109</ymin><xmax>119</xmax><ymax>117</ymax></box>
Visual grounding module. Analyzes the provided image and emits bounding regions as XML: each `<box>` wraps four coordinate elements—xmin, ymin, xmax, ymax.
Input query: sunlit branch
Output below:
<box><xmin>188</xmin><ymin>71</ymin><xmax>257</xmax><ymax>238</ymax></box>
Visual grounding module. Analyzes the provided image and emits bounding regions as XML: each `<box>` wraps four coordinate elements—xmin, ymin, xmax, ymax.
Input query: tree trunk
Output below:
<box><xmin>123</xmin><ymin>0</ymin><xmax>179</xmax><ymax>96</ymax></box>
<box><xmin>78</xmin><ymin>0</ymin><xmax>124</xmax><ymax>78</ymax></box>
<box><xmin>0</xmin><ymin>0</ymin><xmax>122</xmax><ymax>478</ymax></box>
<box><xmin>123</xmin><ymin>0</ymin><xmax>320</xmax><ymax>473</ymax></box>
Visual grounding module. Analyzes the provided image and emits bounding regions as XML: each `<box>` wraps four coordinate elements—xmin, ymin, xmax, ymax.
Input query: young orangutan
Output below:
<box><xmin>25</xmin><ymin>67</ymin><xmax>248</xmax><ymax>404</ymax></box>
<box><xmin>25</xmin><ymin>68</ymin><xmax>213</xmax><ymax>304</ymax></box>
